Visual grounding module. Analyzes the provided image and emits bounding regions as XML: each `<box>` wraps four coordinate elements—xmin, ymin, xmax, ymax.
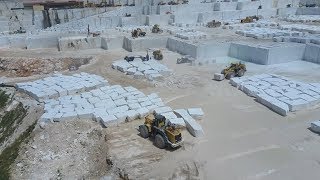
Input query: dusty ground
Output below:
<box><xmin>3</xmin><ymin>24</ymin><xmax>320</xmax><ymax>179</ymax></box>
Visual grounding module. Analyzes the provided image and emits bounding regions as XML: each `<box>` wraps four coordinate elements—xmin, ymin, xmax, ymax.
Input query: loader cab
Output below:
<box><xmin>153</xmin><ymin>114</ymin><xmax>166</xmax><ymax>128</ymax></box>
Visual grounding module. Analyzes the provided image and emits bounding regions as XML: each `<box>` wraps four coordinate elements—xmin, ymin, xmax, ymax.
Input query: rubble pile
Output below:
<box><xmin>0</xmin><ymin>57</ymin><xmax>91</xmax><ymax>77</ymax></box>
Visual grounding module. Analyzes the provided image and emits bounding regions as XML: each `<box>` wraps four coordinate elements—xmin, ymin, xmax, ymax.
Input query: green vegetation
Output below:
<box><xmin>0</xmin><ymin>120</ymin><xmax>36</xmax><ymax>180</ymax></box>
<box><xmin>0</xmin><ymin>90</ymin><xmax>10</xmax><ymax>110</ymax></box>
<box><xmin>0</xmin><ymin>103</ymin><xmax>27</xmax><ymax>145</ymax></box>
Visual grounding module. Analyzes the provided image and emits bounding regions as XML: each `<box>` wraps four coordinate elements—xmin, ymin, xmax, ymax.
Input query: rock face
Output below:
<box><xmin>230</xmin><ymin>74</ymin><xmax>320</xmax><ymax>116</ymax></box>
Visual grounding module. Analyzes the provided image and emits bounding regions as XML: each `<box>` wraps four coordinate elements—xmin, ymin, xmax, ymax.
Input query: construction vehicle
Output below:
<box><xmin>153</xmin><ymin>50</ymin><xmax>163</xmax><ymax>60</ymax></box>
<box><xmin>131</xmin><ymin>28</ymin><xmax>146</xmax><ymax>38</ymax></box>
<box><xmin>221</xmin><ymin>62</ymin><xmax>246</xmax><ymax>79</ymax></box>
<box><xmin>206</xmin><ymin>20</ymin><xmax>222</xmax><ymax>28</ymax></box>
<box><xmin>152</xmin><ymin>24</ymin><xmax>163</xmax><ymax>33</ymax></box>
<box><xmin>177</xmin><ymin>55</ymin><xmax>195</xmax><ymax>64</ymax></box>
<box><xmin>240</xmin><ymin>16</ymin><xmax>260</xmax><ymax>23</ymax></box>
<box><xmin>168</xmin><ymin>1</ymin><xmax>179</xmax><ymax>5</ymax></box>
<box><xmin>158</xmin><ymin>1</ymin><xmax>166</xmax><ymax>5</ymax></box>
<box><xmin>124</xmin><ymin>51</ymin><xmax>150</xmax><ymax>62</ymax></box>
<box><xmin>139</xmin><ymin>113</ymin><xmax>183</xmax><ymax>149</ymax></box>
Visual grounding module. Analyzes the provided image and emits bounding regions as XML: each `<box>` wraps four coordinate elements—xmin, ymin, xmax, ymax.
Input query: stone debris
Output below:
<box><xmin>16</xmin><ymin>73</ymin><xmax>108</xmax><ymax>101</ymax></box>
<box><xmin>214</xmin><ymin>73</ymin><xmax>225</xmax><ymax>81</ymax></box>
<box><xmin>174</xmin><ymin>109</ymin><xmax>204</xmax><ymax>137</ymax></box>
<box><xmin>231</xmin><ymin>74</ymin><xmax>320</xmax><ymax>116</ymax></box>
<box><xmin>112</xmin><ymin>59</ymin><xmax>173</xmax><ymax>81</ymax></box>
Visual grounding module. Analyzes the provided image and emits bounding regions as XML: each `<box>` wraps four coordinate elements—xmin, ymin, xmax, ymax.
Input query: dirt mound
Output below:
<box><xmin>0</xmin><ymin>57</ymin><xmax>92</xmax><ymax>77</ymax></box>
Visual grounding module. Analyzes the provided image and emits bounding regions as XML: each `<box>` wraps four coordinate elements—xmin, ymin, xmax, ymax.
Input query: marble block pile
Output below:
<box><xmin>40</xmin><ymin>85</ymin><xmax>173</xmax><ymax>125</ymax></box>
<box><xmin>16</xmin><ymin>73</ymin><xmax>108</xmax><ymax>101</ymax></box>
<box><xmin>273</xmin><ymin>35</ymin><xmax>320</xmax><ymax>45</ymax></box>
<box><xmin>112</xmin><ymin>59</ymin><xmax>173</xmax><ymax>81</ymax></box>
<box><xmin>115</xmin><ymin>26</ymin><xmax>151</xmax><ymax>33</ymax></box>
<box><xmin>175</xmin><ymin>31</ymin><xmax>207</xmax><ymax>40</ymax></box>
<box><xmin>236</xmin><ymin>27</ymin><xmax>303</xmax><ymax>39</ymax></box>
<box><xmin>19</xmin><ymin>72</ymin><xmax>204</xmax><ymax>136</ymax></box>
<box><xmin>230</xmin><ymin>74</ymin><xmax>320</xmax><ymax>116</ymax></box>
<box><xmin>282</xmin><ymin>15</ymin><xmax>320</xmax><ymax>23</ymax></box>
<box><xmin>164</xmin><ymin>27</ymin><xmax>195</xmax><ymax>35</ymax></box>
<box><xmin>279</xmin><ymin>24</ymin><xmax>320</xmax><ymax>34</ymax></box>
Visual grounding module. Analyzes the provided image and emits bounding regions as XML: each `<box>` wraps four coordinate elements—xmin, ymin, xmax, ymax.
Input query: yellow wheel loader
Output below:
<box><xmin>139</xmin><ymin>114</ymin><xmax>183</xmax><ymax>149</ymax></box>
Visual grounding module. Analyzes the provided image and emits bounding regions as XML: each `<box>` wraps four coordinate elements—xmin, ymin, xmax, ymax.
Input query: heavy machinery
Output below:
<box><xmin>139</xmin><ymin>113</ymin><xmax>183</xmax><ymax>149</ymax></box>
<box><xmin>124</xmin><ymin>51</ymin><xmax>150</xmax><ymax>62</ymax></box>
<box><xmin>131</xmin><ymin>28</ymin><xmax>146</xmax><ymax>38</ymax></box>
<box><xmin>206</xmin><ymin>20</ymin><xmax>222</xmax><ymax>28</ymax></box>
<box><xmin>177</xmin><ymin>55</ymin><xmax>195</xmax><ymax>64</ymax></box>
<box><xmin>151</xmin><ymin>24</ymin><xmax>163</xmax><ymax>33</ymax></box>
<box><xmin>240</xmin><ymin>16</ymin><xmax>260</xmax><ymax>23</ymax></box>
<box><xmin>221</xmin><ymin>62</ymin><xmax>246</xmax><ymax>79</ymax></box>
<box><xmin>153</xmin><ymin>50</ymin><xmax>163</xmax><ymax>60</ymax></box>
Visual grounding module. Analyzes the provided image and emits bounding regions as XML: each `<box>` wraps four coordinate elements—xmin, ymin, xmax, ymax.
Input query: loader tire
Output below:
<box><xmin>226</xmin><ymin>72</ymin><xmax>236</xmax><ymax>80</ymax></box>
<box><xmin>155</xmin><ymin>134</ymin><xmax>166</xmax><ymax>149</ymax></box>
<box><xmin>139</xmin><ymin>125</ymin><xmax>149</xmax><ymax>138</ymax></box>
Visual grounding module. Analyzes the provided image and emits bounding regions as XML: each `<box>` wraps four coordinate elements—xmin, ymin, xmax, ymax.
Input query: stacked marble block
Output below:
<box><xmin>112</xmin><ymin>59</ymin><xmax>173</xmax><ymax>81</ymax></box>
<box><xmin>230</xmin><ymin>74</ymin><xmax>320</xmax><ymax>116</ymax></box>
<box><xmin>175</xmin><ymin>31</ymin><xmax>207</xmax><ymax>40</ymax></box>
<box><xmin>15</xmin><ymin>73</ymin><xmax>108</xmax><ymax>102</ymax></box>
<box><xmin>40</xmin><ymin>85</ymin><xmax>172</xmax><ymax>126</ymax></box>
<box><xmin>236</xmin><ymin>27</ymin><xmax>303</xmax><ymax>39</ymax></box>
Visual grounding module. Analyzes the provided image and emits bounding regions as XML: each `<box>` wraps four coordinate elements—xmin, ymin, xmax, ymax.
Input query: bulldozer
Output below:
<box><xmin>131</xmin><ymin>28</ymin><xmax>146</xmax><ymax>38</ymax></box>
<box><xmin>221</xmin><ymin>62</ymin><xmax>246</xmax><ymax>79</ymax></box>
<box><xmin>139</xmin><ymin>114</ymin><xmax>183</xmax><ymax>149</ymax></box>
<box><xmin>153</xmin><ymin>50</ymin><xmax>163</xmax><ymax>60</ymax></box>
<box><xmin>152</xmin><ymin>24</ymin><xmax>163</xmax><ymax>33</ymax></box>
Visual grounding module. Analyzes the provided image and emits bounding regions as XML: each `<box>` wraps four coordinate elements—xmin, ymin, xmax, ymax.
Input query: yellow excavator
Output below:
<box><xmin>139</xmin><ymin>113</ymin><xmax>183</xmax><ymax>149</ymax></box>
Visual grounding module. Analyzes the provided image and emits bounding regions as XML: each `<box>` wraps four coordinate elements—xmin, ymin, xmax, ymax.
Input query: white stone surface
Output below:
<box><xmin>231</xmin><ymin>74</ymin><xmax>320</xmax><ymax>116</ymax></box>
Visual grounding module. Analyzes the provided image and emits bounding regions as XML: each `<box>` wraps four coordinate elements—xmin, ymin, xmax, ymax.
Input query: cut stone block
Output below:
<box><xmin>256</xmin><ymin>93</ymin><xmax>289</xmax><ymax>116</ymax></box>
<box><xmin>187</xmin><ymin>108</ymin><xmax>204</xmax><ymax>120</ymax></box>
<box><xmin>154</xmin><ymin>106</ymin><xmax>172</xmax><ymax>114</ymax></box>
<box><xmin>161</xmin><ymin>112</ymin><xmax>177</xmax><ymax>120</ymax></box>
<box><xmin>100</xmin><ymin>115</ymin><xmax>118</xmax><ymax>127</ymax></box>
<box><xmin>134</xmin><ymin>71</ymin><xmax>144</xmax><ymax>79</ymax></box>
<box><xmin>214</xmin><ymin>73</ymin><xmax>225</xmax><ymax>81</ymax></box>
<box><xmin>114</xmin><ymin>99</ymin><xmax>127</xmax><ymax>106</ymax></box>
<box><xmin>115</xmin><ymin>112</ymin><xmax>128</xmax><ymax>123</ymax></box>
<box><xmin>126</xmin><ymin>67</ymin><xmax>137</xmax><ymax>75</ymax></box>
<box><xmin>126</xmin><ymin>110</ymin><xmax>139</xmax><ymax>121</ymax></box>
<box><xmin>140</xmin><ymin>100</ymin><xmax>152</xmax><ymax>107</ymax></box>
<box><xmin>168</xmin><ymin>118</ymin><xmax>186</xmax><ymax>127</ymax></box>
<box><xmin>137</xmin><ymin>107</ymin><xmax>149</xmax><ymax>118</ymax></box>
<box><xmin>174</xmin><ymin>109</ymin><xmax>204</xmax><ymax>137</ymax></box>
<box><xmin>311</xmin><ymin>120</ymin><xmax>320</xmax><ymax>133</ymax></box>
<box><xmin>128</xmin><ymin>103</ymin><xmax>141</xmax><ymax>110</ymax></box>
